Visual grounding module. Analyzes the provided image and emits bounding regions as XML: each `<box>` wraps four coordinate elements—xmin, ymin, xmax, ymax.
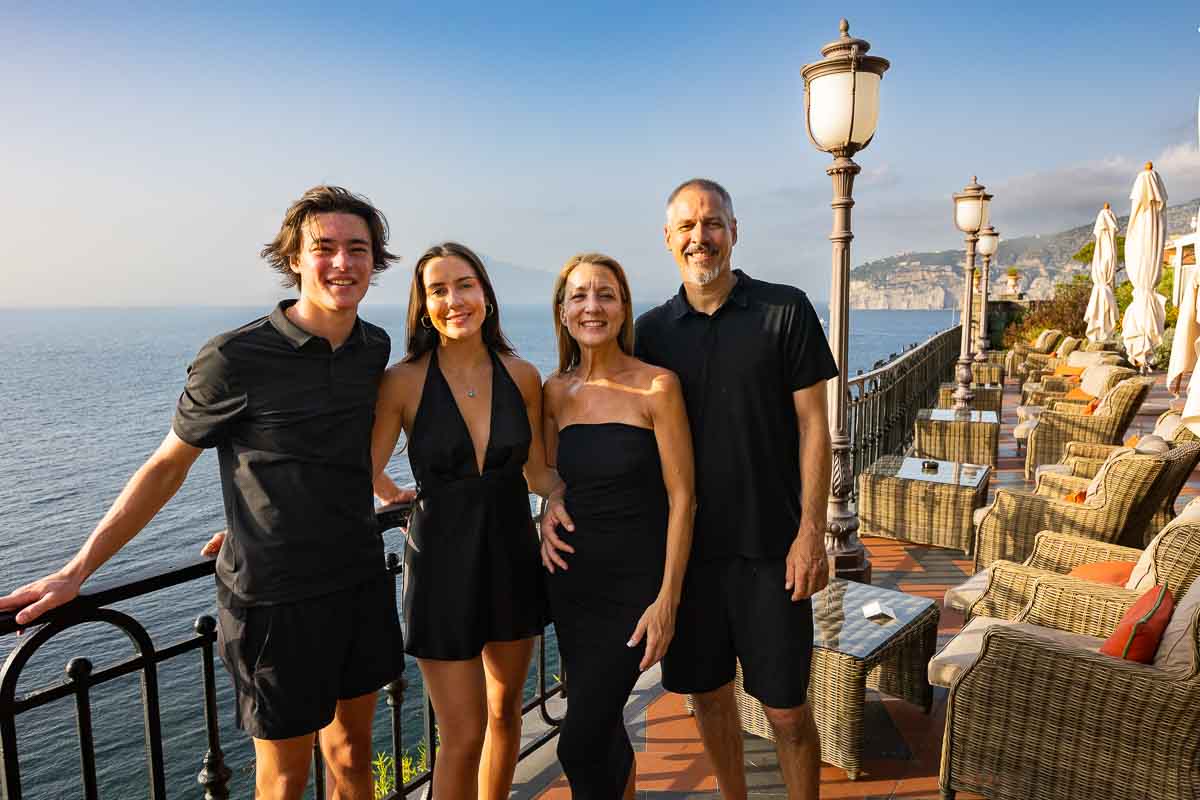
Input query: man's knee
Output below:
<box><xmin>322</xmin><ymin>734</ymin><xmax>371</xmax><ymax>778</ymax></box>
<box><xmin>762</xmin><ymin>702</ymin><xmax>817</xmax><ymax>745</ymax></box>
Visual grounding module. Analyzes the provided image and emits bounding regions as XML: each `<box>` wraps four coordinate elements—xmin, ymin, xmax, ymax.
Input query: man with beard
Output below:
<box><xmin>546</xmin><ymin>178</ymin><xmax>836</xmax><ymax>798</ymax></box>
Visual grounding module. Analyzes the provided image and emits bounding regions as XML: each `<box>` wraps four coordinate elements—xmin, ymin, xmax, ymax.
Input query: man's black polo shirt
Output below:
<box><xmin>173</xmin><ymin>300</ymin><xmax>391</xmax><ymax>606</ymax></box>
<box><xmin>635</xmin><ymin>270</ymin><xmax>838</xmax><ymax>561</ymax></box>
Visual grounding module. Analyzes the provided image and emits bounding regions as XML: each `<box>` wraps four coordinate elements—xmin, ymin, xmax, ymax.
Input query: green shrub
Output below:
<box><xmin>372</xmin><ymin>744</ymin><xmax>430</xmax><ymax>799</ymax></box>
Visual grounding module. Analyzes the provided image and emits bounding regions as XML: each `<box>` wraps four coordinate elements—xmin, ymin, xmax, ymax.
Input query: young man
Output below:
<box><xmin>544</xmin><ymin>178</ymin><xmax>836</xmax><ymax>799</ymax></box>
<box><xmin>0</xmin><ymin>186</ymin><xmax>404</xmax><ymax>800</ymax></box>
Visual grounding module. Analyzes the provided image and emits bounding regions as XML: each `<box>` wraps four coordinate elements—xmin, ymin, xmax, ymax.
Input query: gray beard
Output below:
<box><xmin>694</xmin><ymin>265</ymin><xmax>724</xmax><ymax>286</ymax></box>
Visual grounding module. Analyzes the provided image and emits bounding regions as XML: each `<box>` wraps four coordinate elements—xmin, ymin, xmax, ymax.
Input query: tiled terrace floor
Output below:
<box><xmin>511</xmin><ymin>370</ymin><xmax>1191</xmax><ymax>799</ymax></box>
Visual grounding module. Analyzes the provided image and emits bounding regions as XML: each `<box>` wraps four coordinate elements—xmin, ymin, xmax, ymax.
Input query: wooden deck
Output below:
<box><xmin>511</xmin><ymin>372</ymin><xmax>1188</xmax><ymax>799</ymax></box>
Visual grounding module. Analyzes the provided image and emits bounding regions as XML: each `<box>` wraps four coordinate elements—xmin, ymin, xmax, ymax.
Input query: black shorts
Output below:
<box><xmin>662</xmin><ymin>557</ymin><xmax>813</xmax><ymax>709</ymax></box>
<box><xmin>217</xmin><ymin>574</ymin><xmax>405</xmax><ymax>740</ymax></box>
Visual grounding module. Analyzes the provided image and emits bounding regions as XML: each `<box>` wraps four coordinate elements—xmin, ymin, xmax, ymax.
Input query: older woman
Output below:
<box><xmin>542</xmin><ymin>253</ymin><xmax>694</xmax><ymax>799</ymax></box>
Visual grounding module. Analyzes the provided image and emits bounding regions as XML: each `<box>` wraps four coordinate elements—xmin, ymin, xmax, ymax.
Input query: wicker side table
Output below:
<box><xmin>914</xmin><ymin>408</ymin><xmax>1000</xmax><ymax>467</ymax></box>
<box><xmin>858</xmin><ymin>455</ymin><xmax>990</xmax><ymax>553</ymax></box>
<box><xmin>936</xmin><ymin>382</ymin><xmax>1003</xmax><ymax>414</ymax></box>
<box><xmin>714</xmin><ymin>580</ymin><xmax>939</xmax><ymax>780</ymax></box>
<box><xmin>971</xmin><ymin>361</ymin><xmax>1004</xmax><ymax>385</ymax></box>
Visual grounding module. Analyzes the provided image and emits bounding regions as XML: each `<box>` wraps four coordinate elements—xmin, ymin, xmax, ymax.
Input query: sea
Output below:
<box><xmin>0</xmin><ymin>304</ymin><xmax>953</xmax><ymax>798</ymax></box>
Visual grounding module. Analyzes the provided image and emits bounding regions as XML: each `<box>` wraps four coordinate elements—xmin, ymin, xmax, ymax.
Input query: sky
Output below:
<box><xmin>3</xmin><ymin>0</ymin><xmax>1199</xmax><ymax>307</ymax></box>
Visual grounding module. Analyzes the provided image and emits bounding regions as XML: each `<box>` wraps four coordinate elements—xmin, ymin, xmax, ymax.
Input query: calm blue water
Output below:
<box><xmin>0</xmin><ymin>304</ymin><xmax>951</xmax><ymax>797</ymax></box>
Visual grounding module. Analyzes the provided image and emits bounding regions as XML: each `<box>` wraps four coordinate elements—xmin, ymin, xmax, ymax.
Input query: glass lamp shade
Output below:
<box><xmin>977</xmin><ymin>228</ymin><xmax>999</xmax><ymax>256</ymax></box>
<box><xmin>954</xmin><ymin>196</ymin><xmax>988</xmax><ymax>234</ymax></box>
<box><xmin>806</xmin><ymin>70</ymin><xmax>881</xmax><ymax>152</ymax></box>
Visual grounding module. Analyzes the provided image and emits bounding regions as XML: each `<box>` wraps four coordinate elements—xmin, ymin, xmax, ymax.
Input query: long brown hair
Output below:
<box><xmin>403</xmin><ymin>242</ymin><xmax>515</xmax><ymax>362</ymax></box>
<box><xmin>261</xmin><ymin>185</ymin><xmax>399</xmax><ymax>288</ymax></box>
<box><xmin>552</xmin><ymin>253</ymin><xmax>635</xmax><ymax>374</ymax></box>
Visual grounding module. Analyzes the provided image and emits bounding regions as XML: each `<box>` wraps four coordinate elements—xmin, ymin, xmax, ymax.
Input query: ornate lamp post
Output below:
<box><xmin>801</xmin><ymin>19</ymin><xmax>889</xmax><ymax>583</ymax></box>
<box><xmin>973</xmin><ymin>225</ymin><xmax>999</xmax><ymax>362</ymax></box>
<box><xmin>951</xmin><ymin>177</ymin><xmax>992</xmax><ymax>410</ymax></box>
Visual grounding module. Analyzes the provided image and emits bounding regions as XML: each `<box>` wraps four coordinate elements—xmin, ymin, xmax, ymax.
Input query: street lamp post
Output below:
<box><xmin>973</xmin><ymin>225</ymin><xmax>999</xmax><ymax>362</ymax></box>
<box><xmin>802</xmin><ymin>19</ymin><xmax>889</xmax><ymax>583</ymax></box>
<box><xmin>951</xmin><ymin>177</ymin><xmax>992</xmax><ymax>410</ymax></box>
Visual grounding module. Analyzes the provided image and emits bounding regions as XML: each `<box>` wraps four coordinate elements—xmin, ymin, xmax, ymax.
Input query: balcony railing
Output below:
<box><xmin>0</xmin><ymin>503</ymin><xmax>565</xmax><ymax>800</ymax></box>
<box><xmin>845</xmin><ymin>325</ymin><xmax>961</xmax><ymax>487</ymax></box>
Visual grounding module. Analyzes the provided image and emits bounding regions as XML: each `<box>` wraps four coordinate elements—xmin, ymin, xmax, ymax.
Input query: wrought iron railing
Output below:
<box><xmin>0</xmin><ymin>503</ymin><xmax>565</xmax><ymax>800</ymax></box>
<box><xmin>845</xmin><ymin>325</ymin><xmax>962</xmax><ymax>487</ymax></box>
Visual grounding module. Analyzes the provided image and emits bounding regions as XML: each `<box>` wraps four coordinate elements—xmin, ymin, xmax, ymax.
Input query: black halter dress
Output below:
<box><xmin>403</xmin><ymin>347</ymin><xmax>547</xmax><ymax>660</ymax></box>
<box><xmin>547</xmin><ymin>423</ymin><xmax>669</xmax><ymax>797</ymax></box>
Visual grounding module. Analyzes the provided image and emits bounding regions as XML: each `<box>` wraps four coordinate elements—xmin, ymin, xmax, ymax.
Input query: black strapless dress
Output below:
<box><xmin>548</xmin><ymin>423</ymin><xmax>669</xmax><ymax>798</ymax></box>
<box><xmin>403</xmin><ymin>347</ymin><xmax>547</xmax><ymax>660</ymax></box>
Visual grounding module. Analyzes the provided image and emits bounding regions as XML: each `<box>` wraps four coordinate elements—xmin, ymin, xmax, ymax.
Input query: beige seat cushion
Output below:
<box><xmin>1068</xmin><ymin>350</ymin><xmax>1115</xmax><ymax>368</ymax></box>
<box><xmin>1014</xmin><ymin>419</ymin><xmax>1037</xmax><ymax>441</ymax></box>
<box><xmin>1017</xmin><ymin>404</ymin><xmax>1043</xmax><ymax>422</ymax></box>
<box><xmin>944</xmin><ymin>570</ymin><xmax>991</xmax><ymax>614</ymax></box>
<box><xmin>929</xmin><ymin>617</ymin><xmax>1103</xmax><ymax>688</ymax></box>
<box><xmin>1127</xmin><ymin>496</ymin><xmax>1200</xmax><ymax>592</ymax></box>
<box><xmin>1080</xmin><ymin>365</ymin><xmax>1120</xmax><ymax>397</ymax></box>
<box><xmin>1133</xmin><ymin>434</ymin><xmax>1170</xmax><ymax>455</ymax></box>
<box><xmin>1035</xmin><ymin>463</ymin><xmax>1072</xmax><ymax>481</ymax></box>
<box><xmin>973</xmin><ymin>504</ymin><xmax>992</xmax><ymax>528</ymax></box>
<box><xmin>1155</xmin><ymin>413</ymin><xmax>1183</xmax><ymax>441</ymax></box>
<box><xmin>1153</xmin><ymin>577</ymin><xmax>1200</xmax><ymax>673</ymax></box>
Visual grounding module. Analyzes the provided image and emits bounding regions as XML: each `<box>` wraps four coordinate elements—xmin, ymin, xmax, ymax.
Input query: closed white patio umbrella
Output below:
<box><xmin>1085</xmin><ymin>203</ymin><xmax>1119</xmax><ymax>344</ymax></box>
<box><xmin>1121</xmin><ymin>162</ymin><xmax>1168</xmax><ymax>369</ymax></box>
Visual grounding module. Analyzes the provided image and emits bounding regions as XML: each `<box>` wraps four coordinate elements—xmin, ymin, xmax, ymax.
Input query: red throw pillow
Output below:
<box><xmin>1082</xmin><ymin>398</ymin><xmax>1101</xmax><ymax>416</ymax></box>
<box><xmin>1068</xmin><ymin>561</ymin><xmax>1136</xmax><ymax>586</ymax></box>
<box><xmin>1100</xmin><ymin>585</ymin><xmax>1175</xmax><ymax>662</ymax></box>
<box><xmin>1065</xmin><ymin>490</ymin><xmax>1087</xmax><ymax>504</ymax></box>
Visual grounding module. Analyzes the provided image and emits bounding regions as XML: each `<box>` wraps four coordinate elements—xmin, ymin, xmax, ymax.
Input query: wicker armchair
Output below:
<box><xmin>1020</xmin><ymin>363</ymin><xmax>1134</xmax><ymax>409</ymax></box>
<box><xmin>936</xmin><ymin>575</ymin><xmax>1200</xmax><ymax>800</ymax></box>
<box><xmin>1020</xmin><ymin>334</ymin><xmax>1081</xmax><ymax>378</ymax></box>
<box><xmin>973</xmin><ymin>451</ymin><xmax>1164</xmax><ymax>569</ymax></box>
<box><xmin>1022</xmin><ymin>353</ymin><xmax>1127</xmax><ymax>401</ymax></box>
<box><xmin>953</xmin><ymin>519</ymin><xmax>1200</xmax><ymax>622</ymax></box>
<box><xmin>1022</xmin><ymin>377</ymin><xmax>1152</xmax><ymax>478</ymax></box>
<box><xmin>1004</xmin><ymin>328</ymin><xmax>1061</xmax><ymax>377</ymax></box>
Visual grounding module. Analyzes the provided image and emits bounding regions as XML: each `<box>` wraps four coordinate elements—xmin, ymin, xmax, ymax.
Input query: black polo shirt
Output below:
<box><xmin>173</xmin><ymin>300</ymin><xmax>391</xmax><ymax>606</ymax></box>
<box><xmin>635</xmin><ymin>270</ymin><xmax>838</xmax><ymax>561</ymax></box>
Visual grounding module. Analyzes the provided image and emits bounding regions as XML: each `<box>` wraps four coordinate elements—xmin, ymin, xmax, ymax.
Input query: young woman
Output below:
<box><xmin>370</xmin><ymin>242</ymin><xmax>570</xmax><ymax>800</ymax></box>
<box><xmin>542</xmin><ymin>253</ymin><xmax>694</xmax><ymax>799</ymax></box>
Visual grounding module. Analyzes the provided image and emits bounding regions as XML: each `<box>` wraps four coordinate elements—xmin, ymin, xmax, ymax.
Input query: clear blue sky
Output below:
<box><xmin>3</xmin><ymin>0</ymin><xmax>1198</xmax><ymax>305</ymax></box>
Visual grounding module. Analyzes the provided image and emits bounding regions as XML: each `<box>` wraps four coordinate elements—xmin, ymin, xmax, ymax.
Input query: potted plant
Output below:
<box><xmin>1004</xmin><ymin>267</ymin><xmax>1020</xmax><ymax>294</ymax></box>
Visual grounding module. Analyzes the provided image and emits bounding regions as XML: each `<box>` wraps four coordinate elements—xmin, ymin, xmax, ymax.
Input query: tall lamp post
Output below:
<box><xmin>951</xmin><ymin>178</ymin><xmax>992</xmax><ymax>410</ymax></box>
<box><xmin>801</xmin><ymin>19</ymin><xmax>889</xmax><ymax>583</ymax></box>
<box><xmin>973</xmin><ymin>225</ymin><xmax>999</xmax><ymax>362</ymax></box>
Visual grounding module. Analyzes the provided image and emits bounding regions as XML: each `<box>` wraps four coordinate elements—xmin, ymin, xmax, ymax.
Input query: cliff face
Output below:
<box><xmin>850</xmin><ymin>199</ymin><xmax>1200</xmax><ymax>309</ymax></box>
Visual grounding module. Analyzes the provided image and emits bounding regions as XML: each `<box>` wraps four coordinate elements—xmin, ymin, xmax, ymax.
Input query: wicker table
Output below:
<box><xmin>914</xmin><ymin>408</ymin><xmax>1000</xmax><ymax>467</ymax></box>
<box><xmin>858</xmin><ymin>455</ymin><xmax>990</xmax><ymax>553</ymax></box>
<box><xmin>728</xmin><ymin>580</ymin><xmax>939</xmax><ymax>780</ymax></box>
<box><xmin>971</xmin><ymin>361</ymin><xmax>1004</xmax><ymax>385</ymax></box>
<box><xmin>936</xmin><ymin>382</ymin><xmax>1003</xmax><ymax>414</ymax></box>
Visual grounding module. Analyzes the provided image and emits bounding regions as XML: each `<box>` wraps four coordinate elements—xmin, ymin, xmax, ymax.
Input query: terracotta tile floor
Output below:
<box><xmin>516</xmin><ymin>371</ymin><xmax>1188</xmax><ymax>799</ymax></box>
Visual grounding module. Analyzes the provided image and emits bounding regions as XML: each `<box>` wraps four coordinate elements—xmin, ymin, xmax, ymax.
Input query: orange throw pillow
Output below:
<box><xmin>1068</xmin><ymin>561</ymin><xmax>1136</xmax><ymax>586</ymax></box>
<box><xmin>1124</xmin><ymin>434</ymin><xmax>1141</xmax><ymax>447</ymax></box>
<box><xmin>1053</xmin><ymin>365</ymin><xmax>1086</xmax><ymax>377</ymax></box>
<box><xmin>1100</xmin><ymin>585</ymin><xmax>1175</xmax><ymax>662</ymax></box>
<box><xmin>1065</xmin><ymin>388</ymin><xmax>1094</xmax><ymax>401</ymax></box>
<box><xmin>1083</xmin><ymin>398</ymin><xmax>1101</xmax><ymax>416</ymax></box>
<box><xmin>1065</xmin><ymin>490</ymin><xmax>1087</xmax><ymax>503</ymax></box>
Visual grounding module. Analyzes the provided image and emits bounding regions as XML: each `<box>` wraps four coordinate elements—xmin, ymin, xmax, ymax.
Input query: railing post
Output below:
<box><xmin>66</xmin><ymin>658</ymin><xmax>99</xmax><ymax>800</ymax></box>
<box><xmin>195</xmin><ymin>616</ymin><xmax>231</xmax><ymax>800</ymax></box>
<box><xmin>385</xmin><ymin>675</ymin><xmax>407</xmax><ymax>798</ymax></box>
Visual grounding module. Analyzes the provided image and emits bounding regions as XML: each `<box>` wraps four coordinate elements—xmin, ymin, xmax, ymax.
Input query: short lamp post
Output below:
<box><xmin>801</xmin><ymin>18</ymin><xmax>889</xmax><ymax>583</ymax></box>
<box><xmin>973</xmin><ymin>225</ymin><xmax>999</xmax><ymax>362</ymax></box>
<box><xmin>951</xmin><ymin>177</ymin><xmax>992</xmax><ymax>410</ymax></box>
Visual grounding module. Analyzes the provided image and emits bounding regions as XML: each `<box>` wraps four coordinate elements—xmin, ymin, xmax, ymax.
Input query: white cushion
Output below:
<box><xmin>929</xmin><ymin>617</ymin><xmax>1102</xmax><ymax>688</ymax></box>
<box><xmin>1153</xmin><ymin>578</ymin><xmax>1200</xmax><ymax>673</ymax></box>
<box><xmin>1133</xmin><ymin>434</ymin><xmax>1170</xmax><ymax>455</ymax></box>
<box><xmin>1081</xmin><ymin>365</ymin><xmax>1119</xmax><ymax>398</ymax></box>
<box><xmin>1085</xmin><ymin>447</ymin><xmax>1135</xmax><ymax>499</ymax></box>
<box><xmin>1036</xmin><ymin>464</ymin><xmax>1072</xmax><ymax>481</ymax></box>
<box><xmin>1068</xmin><ymin>350</ymin><xmax>1111</xmax><ymax>368</ymax></box>
<box><xmin>1017</xmin><ymin>405</ymin><xmax>1044</xmax><ymax>422</ymax></box>
<box><xmin>944</xmin><ymin>570</ymin><xmax>991</xmax><ymax>614</ymax></box>
<box><xmin>1154</xmin><ymin>413</ymin><xmax>1184</xmax><ymax>441</ymax></box>
<box><xmin>1014</xmin><ymin>419</ymin><xmax>1037</xmax><ymax>441</ymax></box>
<box><xmin>1128</xmin><ymin>496</ymin><xmax>1200</xmax><ymax>592</ymax></box>
<box><xmin>973</xmin><ymin>504</ymin><xmax>993</xmax><ymax>528</ymax></box>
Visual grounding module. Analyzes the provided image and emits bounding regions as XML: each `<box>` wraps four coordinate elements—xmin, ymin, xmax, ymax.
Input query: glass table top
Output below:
<box><xmin>866</xmin><ymin>455</ymin><xmax>990</xmax><ymax>488</ymax></box>
<box><xmin>812</xmin><ymin>579</ymin><xmax>936</xmax><ymax>659</ymax></box>
<box><xmin>919</xmin><ymin>408</ymin><xmax>999</xmax><ymax>424</ymax></box>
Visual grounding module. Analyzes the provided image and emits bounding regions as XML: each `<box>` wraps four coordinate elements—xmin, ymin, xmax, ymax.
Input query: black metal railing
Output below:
<box><xmin>0</xmin><ymin>502</ymin><xmax>566</xmax><ymax>800</ymax></box>
<box><xmin>845</xmin><ymin>325</ymin><xmax>961</xmax><ymax>488</ymax></box>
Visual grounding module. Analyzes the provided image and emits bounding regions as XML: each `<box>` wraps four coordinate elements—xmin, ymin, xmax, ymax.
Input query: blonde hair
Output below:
<box><xmin>552</xmin><ymin>253</ymin><xmax>635</xmax><ymax>374</ymax></box>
